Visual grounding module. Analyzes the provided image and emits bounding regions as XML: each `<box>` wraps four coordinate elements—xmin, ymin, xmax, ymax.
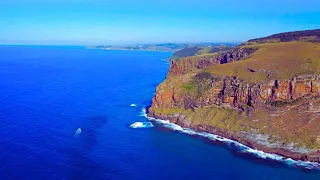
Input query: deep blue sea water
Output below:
<box><xmin>0</xmin><ymin>46</ymin><xmax>320</xmax><ymax>180</ymax></box>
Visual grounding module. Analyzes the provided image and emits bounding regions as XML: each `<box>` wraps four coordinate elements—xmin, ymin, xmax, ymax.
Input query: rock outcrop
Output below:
<box><xmin>149</xmin><ymin>73</ymin><xmax>320</xmax><ymax>162</ymax></box>
<box><xmin>152</xmin><ymin>74</ymin><xmax>320</xmax><ymax>110</ymax></box>
<box><xmin>169</xmin><ymin>47</ymin><xmax>258</xmax><ymax>75</ymax></box>
<box><xmin>148</xmin><ymin>30</ymin><xmax>320</xmax><ymax>163</ymax></box>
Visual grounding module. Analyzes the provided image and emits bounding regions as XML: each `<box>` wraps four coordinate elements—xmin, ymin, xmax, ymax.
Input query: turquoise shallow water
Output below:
<box><xmin>0</xmin><ymin>46</ymin><xmax>319</xmax><ymax>180</ymax></box>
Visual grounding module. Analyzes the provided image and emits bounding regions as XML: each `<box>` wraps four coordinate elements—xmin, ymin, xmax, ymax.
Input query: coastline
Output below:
<box><xmin>147</xmin><ymin>109</ymin><xmax>320</xmax><ymax>167</ymax></box>
<box><xmin>86</xmin><ymin>47</ymin><xmax>175</xmax><ymax>53</ymax></box>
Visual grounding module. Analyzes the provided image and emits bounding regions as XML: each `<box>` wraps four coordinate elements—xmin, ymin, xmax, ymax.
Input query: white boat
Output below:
<box><xmin>74</xmin><ymin>128</ymin><xmax>82</xmax><ymax>137</ymax></box>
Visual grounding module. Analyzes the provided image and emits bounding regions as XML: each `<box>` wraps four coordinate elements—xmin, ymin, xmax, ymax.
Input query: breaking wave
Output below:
<box><xmin>140</xmin><ymin>107</ymin><xmax>320</xmax><ymax>170</ymax></box>
<box><xmin>130</xmin><ymin>122</ymin><xmax>154</xmax><ymax>128</ymax></box>
<box><xmin>130</xmin><ymin>104</ymin><xmax>137</xmax><ymax>107</ymax></box>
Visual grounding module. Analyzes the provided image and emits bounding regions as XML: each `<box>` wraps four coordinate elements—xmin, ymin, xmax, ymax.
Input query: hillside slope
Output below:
<box><xmin>169</xmin><ymin>45</ymin><xmax>234</xmax><ymax>61</ymax></box>
<box><xmin>148</xmin><ymin>29</ymin><xmax>320</xmax><ymax>163</ymax></box>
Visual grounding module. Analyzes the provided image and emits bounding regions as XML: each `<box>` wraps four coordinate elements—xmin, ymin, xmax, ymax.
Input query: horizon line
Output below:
<box><xmin>0</xmin><ymin>41</ymin><xmax>242</xmax><ymax>46</ymax></box>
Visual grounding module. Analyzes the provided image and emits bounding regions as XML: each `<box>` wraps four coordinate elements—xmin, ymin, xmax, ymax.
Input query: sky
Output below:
<box><xmin>0</xmin><ymin>0</ymin><xmax>320</xmax><ymax>45</ymax></box>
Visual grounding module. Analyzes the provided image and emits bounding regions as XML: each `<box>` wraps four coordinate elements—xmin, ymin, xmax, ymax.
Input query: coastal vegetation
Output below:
<box><xmin>207</xmin><ymin>41</ymin><xmax>320</xmax><ymax>83</ymax></box>
<box><xmin>169</xmin><ymin>45</ymin><xmax>234</xmax><ymax>61</ymax></box>
<box><xmin>149</xmin><ymin>29</ymin><xmax>320</xmax><ymax>162</ymax></box>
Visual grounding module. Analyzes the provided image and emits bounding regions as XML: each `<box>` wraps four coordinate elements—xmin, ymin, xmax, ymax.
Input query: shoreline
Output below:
<box><xmin>146</xmin><ymin>109</ymin><xmax>320</xmax><ymax>169</ymax></box>
<box><xmin>85</xmin><ymin>47</ymin><xmax>175</xmax><ymax>53</ymax></box>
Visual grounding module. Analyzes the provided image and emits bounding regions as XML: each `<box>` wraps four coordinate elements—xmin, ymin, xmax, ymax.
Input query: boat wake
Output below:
<box><xmin>139</xmin><ymin>107</ymin><xmax>320</xmax><ymax>170</ymax></box>
<box><xmin>74</xmin><ymin>128</ymin><xmax>82</xmax><ymax>138</ymax></box>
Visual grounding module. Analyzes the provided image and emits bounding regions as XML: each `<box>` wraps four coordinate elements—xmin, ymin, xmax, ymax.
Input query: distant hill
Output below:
<box><xmin>169</xmin><ymin>45</ymin><xmax>235</xmax><ymax>61</ymax></box>
<box><xmin>87</xmin><ymin>43</ymin><xmax>189</xmax><ymax>52</ymax></box>
<box><xmin>169</xmin><ymin>47</ymin><xmax>203</xmax><ymax>61</ymax></box>
<box><xmin>247</xmin><ymin>29</ymin><xmax>320</xmax><ymax>44</ymax></box>
<box><xmin>87</xmin><ymin>43</ymin><xmax>237</xmax><ymax>53</ymax></box>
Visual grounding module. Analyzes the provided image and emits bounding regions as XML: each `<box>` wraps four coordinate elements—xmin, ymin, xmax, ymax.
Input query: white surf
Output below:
<box><xmin>130</xmin><ymin>122</ymin><xmax>154</xmax><ymax>128</ymax></box>
<box><xmin>140</xmin><ymin>107</ymin><xmax>320</xmax><ymax>170</ymax></box>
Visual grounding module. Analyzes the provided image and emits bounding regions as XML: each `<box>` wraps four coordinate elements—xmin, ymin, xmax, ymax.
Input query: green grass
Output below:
<box><xmin>183</xmin><ymin>81</ymin><xmax>194</xmax><ymax>92</ymax></box>
<box><xmin>181</xmin><ymin>72</ymin><xmax>218</xmax><ymax>98</ymax></box>
<box><xmin>207</xmin><ymin>42</ymin><xmax>320</xmax><ymax>83</ymax></box>
<box><xmin>153</xmin><ymin>104</ymin><xmax>320</xmax><ymax>149</ymax></box>
<box><xmin>153</xmin><ymin>106</ymin><xmax>247</xmax><ymax>132</ymax></box>
<box><xmin>157</xmin><ymin>41</ymin><xmax>320</xmax><ymax>149</ymax></box>
<box><xmin>180</xmin><ymin>52</ymin><xmax>218</xmax><ymax>59</ymax></box>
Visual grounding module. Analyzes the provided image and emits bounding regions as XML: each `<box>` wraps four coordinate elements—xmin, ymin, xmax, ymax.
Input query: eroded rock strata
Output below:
<box><xmin>148</xmin><ymin>29</ymin><xmax>320</xmax><ymax>163</ymax></box>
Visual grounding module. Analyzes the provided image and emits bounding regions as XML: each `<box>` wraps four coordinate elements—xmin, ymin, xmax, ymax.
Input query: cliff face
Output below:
<box><xmin>169</xmin><ymin>47</ymin><xmax>258</xmax><ymax>75</ymax></box>
<box><xmin>151</xmin><ymin>74</ymin><xmax>320</xmax><ymax>110</ymax></box>
<box><xmin>148</xmin><ymin>31</ymin><xmax>320</xmax><ymax>162</ymax></box>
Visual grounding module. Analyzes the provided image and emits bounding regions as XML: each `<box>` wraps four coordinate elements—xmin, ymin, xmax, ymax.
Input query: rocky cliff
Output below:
<box><xmin>169</xmin><ymin>47</ymin><xmax>258</xmax><ymax>75</ymax></box>
<box><xmin>148</xmin><ymin>29</ymin><xmax>320</xmax><ymax>163</ymax></box>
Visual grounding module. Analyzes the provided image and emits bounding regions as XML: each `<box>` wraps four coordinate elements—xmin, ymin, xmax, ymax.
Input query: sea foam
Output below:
<box><xmin>130</xmin><ymin>104</ymin><xmax>137</xmax><ymax>107</ymax></box>
<box><xmin>140</xmin><ymin>107</ymin><xmax>320</xmax><ymax>170</ymax></box>
<box><xmin>130</xmin><ymin>122</ymin><xmax>154</xmax><ymax>128</ymax></box>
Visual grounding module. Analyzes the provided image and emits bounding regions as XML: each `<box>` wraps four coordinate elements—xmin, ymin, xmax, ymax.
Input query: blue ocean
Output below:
<box><xmin>0</xmin><ymin>46</ymin><xmax>320</xmax><ymax>180</ymax></box>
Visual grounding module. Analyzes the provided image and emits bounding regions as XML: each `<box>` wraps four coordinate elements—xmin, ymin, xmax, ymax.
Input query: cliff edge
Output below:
<box><xmin>148</xmin><ymin>29</ymin><xmax>320</xmax><ymax>162</ymax></box>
